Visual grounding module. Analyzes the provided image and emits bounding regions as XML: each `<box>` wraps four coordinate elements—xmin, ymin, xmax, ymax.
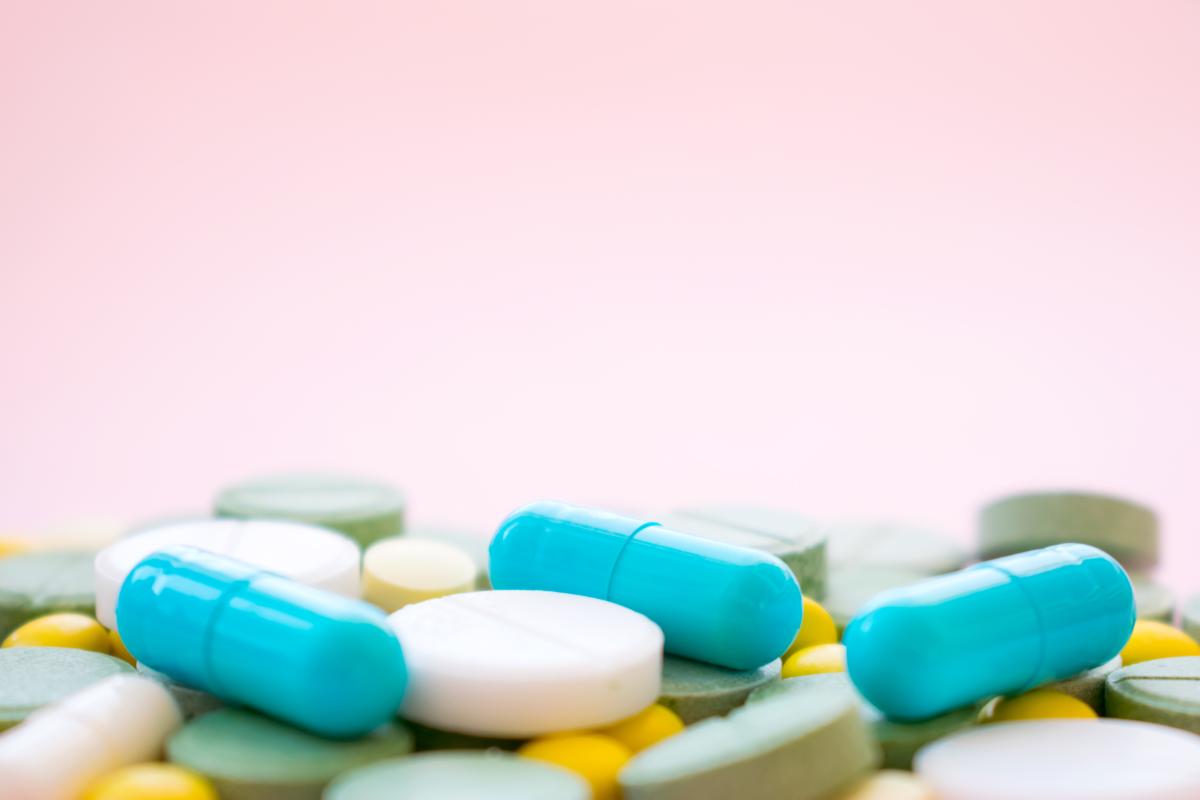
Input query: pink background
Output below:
<box><xmin>2</xmin><ymin>4</ymin><xmax>1198</xmax><ymax>587</ymax></box>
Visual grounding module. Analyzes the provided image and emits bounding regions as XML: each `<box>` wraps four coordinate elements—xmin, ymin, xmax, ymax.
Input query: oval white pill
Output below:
<box><xmin>363</xmin><ymin>538</ymin><xmax>476</xmax><ymax>612</ymax></box>
<box><xmin>95</xmin><ymin>519</ymin><xmax>361</xmax><ymax>629</ymax></box>
<box><xmin>915</xmin><ymin>719</ymin><xmax>1200</xmax><ymax>800</ymax></box>
<box><xmin>389</xmin><ymin>590</ymin><xmax>663</xmax><ymax>737</ymax></box>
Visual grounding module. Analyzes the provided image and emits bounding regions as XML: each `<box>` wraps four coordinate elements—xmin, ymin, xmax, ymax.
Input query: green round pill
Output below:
<box><xmin>168</xmin><ymin>708</ymin><xmax>413</xmax><ymax>800</ymax></box>
<box><xmin>0</xmin><ymin>646</ymin><xmax>133</xmax><ymax>730</ymax></box>
<box><xmin>1106</xmin><ymin>656</ymin><xmax>1200</xmax><ymax>734</ymax></box>
<box><xmin>818</xmin><ymin>520</ymin><xmax>966</xmax><ymax>576</ymax></box>
<box><xmin>1182</xmin><ymin>595</ymin><xmax>1200</xmax><ymax>641</ymax></box>
<box><xmin>325</xmin><ymin>751</ymin><xmax>590</xmax><ymax>800</ymax></box>
<box><xmin>1132</xmin><ymin>575</ymin><xmax>1175</xmax><ymax>623</ymax></box>
<box><xmin>0</xmin><ymin>551</ymin><xmax>97</xmax><ymax>639</ymax></box>
<box><xmin>137</xmin><ymin>662</ymin><xmax>223</xmax><ymax>719</ymax></box>
<box><xmin>659</xmin><ymin>655</ymin><xmax>781</xmax><ymax>724</ymax></box>
<box><xmin>1042</xmin><ymin>655</ymin><xmax>1122</xmax><ymax>714</ymax></box>
<box><xmin>215</xmin><ymin>474</ymin><xmax>405</xmax><ymax>548</ymax></box>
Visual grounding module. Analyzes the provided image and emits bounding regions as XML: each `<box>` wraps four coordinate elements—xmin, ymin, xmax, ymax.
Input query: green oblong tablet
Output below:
<box><xmin>658</xmin><ymin>655</ymin><xmax>781</xmax><ymax>724</ymax></box>
<box><xmin>137</xmin><ymin>662</ymin><xmax>223</xmax><ymax>719</ymax></box>
<box><xmin>167</xmin><ymin>708</ymin><xmax>414</xmax><ymax>800</ymax></box>
<box><xmin>1042</xmin><ymin>655</ymin><xmax>1122</xmax><ymax>714</ymax></box>
<box><xmin>215</xmin><ymin>474</ymin><xmax>404</xmax><ymax>548</ymax></box>
<box><xmin>325</xmin><ymin>751</ymin><xmax>590</xmax><ymax>800</ymax></box>
<box><xmin>0</xmin><ymin>551</ymin><xmax>97</xmax><ymax>639</ymax></box>
<box><xmin>977</xmin><ymin>491</ymin><xmax>1158</xmax><ymax>568</ymax></box>
<box><xmin>1106</xmin><ymin>656</ymin><xmax>1200</xmax><ymax>734</ymax></box>
<box><xmin>0</xmin><ymin>646</ymin><xmax>133</xmax><ymax>730</ymax></box>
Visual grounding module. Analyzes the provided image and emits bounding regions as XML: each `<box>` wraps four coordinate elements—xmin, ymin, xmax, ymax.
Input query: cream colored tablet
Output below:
<box><xmin>363</xmin><ymin>538</ymin><xmax>475</xmax><ymax>612</ymax></box>
<box><xmin>389</xmin><ymin>590</ymin><xmax>663</xmax><ymax>737</ymax></box>
<box><xmin>94</xmin><ymin>519</ymin><xmax>361</xmax><ymax>629</ymax></box>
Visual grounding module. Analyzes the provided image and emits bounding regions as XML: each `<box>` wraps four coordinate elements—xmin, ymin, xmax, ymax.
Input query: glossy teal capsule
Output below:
<box><xmin>488</xmin><ymin>501</ymin><xmax>802</xmax><ymax>670</ymax></box>
<box><xmin>116</xmin><ymin>545</ymin><xmax>407</xmax><ymax>739</ymax></box>
<box><xmin>845</xmin><ymin>543</ymin><xmax>1135</xmax><ymax>721</ymax></box>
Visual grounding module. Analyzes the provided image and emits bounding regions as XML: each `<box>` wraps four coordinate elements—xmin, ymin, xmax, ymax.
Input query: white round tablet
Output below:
<box><xmin>915</xmin><ymin>719</ymin><xmax>1200</xmax><ymax>800</ymax></box>
<box><xmin>94</xmin><ymin>519</ymin><xmax>361</xmax><ymax>629</ymax></box>
<box><xmin>389</xmin><ymin>590</ymin><xmax>663</xmax><ymax>737</ymax></box>
<box><xmin>363</xmin><ymin>538</ymin><xmax>476</xmax><ymax>612</ymax></box>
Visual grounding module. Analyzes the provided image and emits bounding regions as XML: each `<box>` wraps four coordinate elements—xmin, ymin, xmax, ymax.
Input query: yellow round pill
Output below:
<box><xmin>786</xmin><ymin>596</ymin><xmax>839</xmax><ymax>657</ymax></box>
<box><xmin>0</xmin><ymin>538</ymin><xmax>28</xmax><ymax>559</ymax></box>
<box><xmin>599</xmin><ymin>703</ymin><xmax>684</xmax><ymax>753</ymax></box>
<box><xmin>832</xmin><ymin>770</ymin><xmax>936</xmax><ymax>799</ymax></box>
<box><xmin>1120</xmin><ymin>620</ymin><xmax>1200</xmax><ymax>666</ymax></box>
<box><xmin>782</xmin><ymin>643</ymin><xmax>846</xmax><ymax>678</ymax></box>
<box><xmin>82</xmin><ymin>764</ymin><xmax>217</xmax><ymax>800</ymax></box>
<box><xmin>518</xmin><ymin>733</ymin><xmax>632</xmax><ymax>800</ymax></box>
<box><xmin>108</xmin><ymin>628</ymin><xmax>137</xmax><ymax>665</ymax></box>
<box><xmin>985</xmin><ymin>689</ymin><xmax>1097</xmax><ymax>722</ymax></box>
<box><xmin>2</xmin><ymin>612</ymin><xmax>111</xmax><ymax>653</ymax></box>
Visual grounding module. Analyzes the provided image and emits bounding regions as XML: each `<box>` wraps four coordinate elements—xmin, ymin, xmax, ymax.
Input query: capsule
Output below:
<box><xmin>488</xmin><ymin>501</ymin><xmax>803</xmax><ymax>670</ymax></box>
<box><xmin>116</xmin><ymin>545</ymin><xmax>407</xmax><ymax>738</ymax></box>
<box><xmin>0</xmin><ymin>674</ymin><xmax>182</xmax><ymax>799</ymax></box>
<box><xmin>844</xmin><ymin>543</ymin><xmax>1135</xmax><ymax>721</ymax></box>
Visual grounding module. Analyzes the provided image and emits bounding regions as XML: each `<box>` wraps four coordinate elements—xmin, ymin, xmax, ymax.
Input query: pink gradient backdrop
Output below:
<box><xmin>2</xmin><ymin>4</ymin><xmax>1198</xmax><ymax>585</ymax></box>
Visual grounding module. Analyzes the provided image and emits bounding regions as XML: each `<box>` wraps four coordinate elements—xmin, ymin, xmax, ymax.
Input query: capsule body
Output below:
<box><xmin>488</xmin><ymin>501</ymin><xmax>803</xmax><ymax>670</ymax></box>
<box><xmin>844</xmin><ymin>543</ymin><xmax>1135</xmax><ymax>721</ymax></box>
<box><xmin>117</xmin><ymin>545</ymin><xmax>407</xmax><ymax>738</ymax></box>
<box><xmin>0</xmin><ymin>674</ymin><xmax>182</xmax><ymax>800</ymax></box>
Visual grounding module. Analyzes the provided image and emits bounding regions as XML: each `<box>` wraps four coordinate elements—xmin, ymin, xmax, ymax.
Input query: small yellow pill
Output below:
<box><xmin>362</xmin><ymin>537</ymin><xmax>477</xmax><ymax>612</ymax></box>
<box><xmin>518</xmin><ymin>733</ymin><xmax>632</xmax><ymax>800</ymax></box>
<box><xmin>782</xmin><ymin>643</ymin><xmax>846</xmax><ymax>678</ymax></box>
<box><xmin>986</xmin><ymin>689</ymin><xmax>1097</xmax><ymax>722</ymax></box>
<box><xmin>1120</xmin><ymin>620</ymin><xmax>1200</xmax><ymax>666</ymax></box>
<box><xmin>2</xmin><ymin>613</ymin><xmax>111</xmax><ymax>653</ymax></box>
<box><xmin>831</xmin><ymin>770</ymin><xmax>936</xmax><ymax>799</ymax></box>
<box><xmin>82</xmin><ymin>763</ymin><xmax>217</xmax><ymax>800</ymax></box>
<box><xmin>599</xmin><ymin>703</ymin><xmax>684</xmax><ymax>753</ymax></box>
<box><xmin>108</xmin><ymin>629</ymin><xmax>137</xmax><ymax>665</ymax></box>
<box><xmin>786</xmin><ymin>596</ymin><xmax>839</xmax><ymax>657</ymax></box>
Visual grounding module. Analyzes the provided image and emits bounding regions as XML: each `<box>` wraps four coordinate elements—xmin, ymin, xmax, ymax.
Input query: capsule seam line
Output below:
<box><xmin>604</xmin><ymin>522</ymin><xmax>662</xmax><ymax>601</ymax></box>
<box><xmin>984</xmin><ymin>563</ymin><xmax>1050</xmax><ymax>693</ymax></box>
<box><xmin>200</xmin><ymin>576</ymin><xmax>255</xmax><ymax>698</ymax></box>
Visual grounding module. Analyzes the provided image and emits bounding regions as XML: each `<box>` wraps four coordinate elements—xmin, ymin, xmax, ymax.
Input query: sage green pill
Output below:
<box><xmin>977</xmin><ymin>491</ymin><xmax>1158</xmax><ymax>568</ymax></box>
<box><xmin>138</xmin><ymin>662</ymin><xmax>224</xmax><ymax>719</ymax></box>
<box><xmin>824</xmin><ymin>566</ymin><xmax>928</xmax><ymax>632</ymax></box>
<box><xmin>325</xmin><ymin>751</ymin><xmax>590</xmax><ymax>800</ymax></box>
<box><xmin>1106</xmin><ymin>656</ymin><xmax>1200</xmax><ymax>734</ymax></box>
<box><xmin>215</xmin><ymin>474</ymin><xmax>404</xmax><ymax>548</ymax></box>
<box><xmin>620</xmin><ymin>675</ymin><xmax>878</xmax><ymax>800</ymax></box>
<box><xmin>1132</xmin><ymin>575</ymin><xmax>1175</xmax><ymax>623</ymax></box>
<box><xmin>1182</xmin><ymin>595</ymin><xmax>1200</xmax><ymax>641</ymax></box>
<box><xmin>1041</xmin><ymin>655</ymin><xmax>1122</xmax><ymax>714</ymax></box>
<box><xmin>658</xmin><ymin>655</ymin><xmax>781</xmax><ymax>724</ymax></box>
<box><xmin>817</xmin><ymin>520</ymin><xmax>966</xmax><ymax>576</ymax></box>
<box><xmin>0</xmin><ymin>551</ymin><xmax>97</xmax><ymax>639</ymax></box>
<box><xmin>167</xmin><ymin>709</ymin><xmax>413</xmax><ymax>800</ymax></box>
<box><xmin>405</xmin><ymin>719</ymin><xmax>523</xmax><ymax>752</ymax></box>
<box><xmin>662</xmin><ymin>507</ymin><xmax>826</xmax><ymax>599</ymax></box>
<box><xmin>0</xmin><ymin>646</ymin><xmax>133</xmax><ymax>730</ymax></box>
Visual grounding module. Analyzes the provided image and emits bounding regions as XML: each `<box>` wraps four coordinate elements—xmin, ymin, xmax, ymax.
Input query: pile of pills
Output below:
<box><xmin>0</xmin><ymin>478</ymin><xmax>1197</xmax><ymax>799</ymax></box>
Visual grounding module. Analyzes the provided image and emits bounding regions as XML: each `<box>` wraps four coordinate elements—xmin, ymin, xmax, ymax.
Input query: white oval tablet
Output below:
<box><xmin>915</xmin><ymin>719</ymin><xmax>1200</xmax><ymax>800</ymax></box>
<box><xmin>95</xmin><ymin>519</ymin><xmax>361</xmax><ymax>629</ymax></box>
<box><xmin>389</xmin><ymin>590</ymin><xmax>663</xmax><ymax>737</ymax></box>
<box><xmin>363</xmin><ymin>538</ymin><xmax>476</xmax><ymax>612</ymax></box>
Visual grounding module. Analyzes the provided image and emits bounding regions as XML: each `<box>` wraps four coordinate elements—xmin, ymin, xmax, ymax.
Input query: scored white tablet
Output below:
<box><xmin>94</xmin><ymin>519</ymin><xmax>362</xmax><ymax>629</ymax></box>
<box><xmin>389</xmin><ymin>590</ymin><xmax>664</xmax><ymax>737</ymax></box>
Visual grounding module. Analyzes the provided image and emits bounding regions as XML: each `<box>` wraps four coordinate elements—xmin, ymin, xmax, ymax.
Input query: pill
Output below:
<box><xmin>0</xmin><ymin>646</ymin><xmax>132</xmax><ymax>730</ymax></box>
<box><xmin>1184</xmin><ymin>594</ymin><xmax>1200</xmax><ymax>640</ymax></box>
<box><xmin>1119</xmin><ymin>619</ymin><xmax>1200</xmax><ymax>665</ymax></box>
<box><xmin>783</xmin><ymin>643</ymin><xmax>846</xmax><ymax>678</ymax></box>
<box><xmin>3</xmin><ymin>612</ymin><xmax>110</xmax><ymax>653</ymax></box>
<box><xmin>984</xmin><ymin>689</ymin><xmax>1098</xmax><ymax>722</ymax></box>
<box><xmin>408</xmin><ymin>524</ymin><xmax>492</xmax><ymax>588</ymax></box>
<box><xmin>137</xmin><ymin>663</ymin><xmax>224</xmax><ymax>720</ymax></box>
<box><xmin>489</xmin><ymin>502</ymin><xmax>802</xmax><ymax>670</ymax></box>
<box><xmin>1040</xmin><ymin>655</ymin><xmax>1122</xmax><ymax>714</ymax></box>
<box><xmin>657</xmin><ymin>655</ymin><xmax>781</xmax><ymax>724</ymax></box>
<box><xmin>215</xmin><ymin>473</ymin><xmax>405</xmax><ymax>548</ymax></box>
<box><xmin>388</xmin><ymin>589</ymin><xmax>662</xmax><ymax>737</ymax></box>
<box><xmin>819</xmin><ymin>520</ymin><xmax>966</xmax><ymax>576</ymax></box>
<box><xmin>1132</xmin><ymin>575</ymin><xmax>1175</xmax><ymax>622</ymax></box>
<box><xmin>845</xmin><ymin>544</ymin><xmax>1134</xmax><ymax>721</ymax></box>
<box><xmin>619</xmin><ymin>678</ymin><xmax>878</xmax><ymax>800</ymax></box>
<box><xmin>914</xmin><ymin>719</ymin><xmax>1200</xmax><ymax>800</ymax></box>
<box><xmin>1106</xmin><ymin>656</ymin><xmax>1200</xmax><ymax>733</ymax></box>
<box><xmin>117</xmin><ymin>545</ymin><xmax>406</xmax><ymax>738</ymax></box>
<box><xmin>0</xmin><ymin>674</ymin><xmax>182</xmax><ymax>800</ymax></box>
<box><xmin>166</xmin><ymin>708</ymin><xmax>413</xmax><ymax>800</ymax></box>
<box><xmin>520</xmin><ymin>733</ymin><xmax>632</xmax><ymax>800</ymax></box>
<box><xmin>94</xmin><ymin>518</ymin><xmax>361</xmax><ymax>630</ymax></box>
<box><xmin>82</xmin><ymin>764</ymin><xmax>218</xmax><ymax>800</ymax></box>
<box><xmin>660</xmin><ymin>506</ymin><xmax>827</xmax><ymax>598</ymax></box>
<box><xmin>404</xmin><ymin>720</ymin><xmax>523</xmax><ymax>753</ymax></box>
<box><xmin>0</xmin><ymin>537</ymin><xmax>27</xmax><ymax>559</ymax></box>
<box><xmin>108</xmin><ymin>629</ymin><xmax>136</xmax><ymax>665</ymax></box>
<box><xmin>829</xmin><ymin>770</ymin><xmax>936</xmax><ymax>800</ymax></box>
<box><xmin>362</xmin><ymin>537</ymin><xmax>476</xmax><ymax>612</ymax></box>
<box><xmin>600</xmin><ymin>704</ymin><xmax>685</xmax><ymax>753</ymax></box>
<box><xmin>824</xmin><ymin>565</ymin><xmax>927</xmax><ymax>632</ymax></box>
<box><xmin>978</xmin><ymin>491</ymin><xmax>1158</xmax><ymax>568</ymax></box>
<box><xmin>786</xmin><ymin>596</ymin><xmax>838</xmax><ymax>657</ymax></box>
<box><xmin>0</xmin><ymin>550</ymin><xmax>96</xmax><ymax>639</ymax></box>
<box><xmin>747</xmin><ymin>673</ymin><xmax>979</xmax><ymax>771</ymax></box>
<box><xmin>325</xmin><ymin>751</ymin><xmax>590</xmax><ymax>800</ymax></box>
